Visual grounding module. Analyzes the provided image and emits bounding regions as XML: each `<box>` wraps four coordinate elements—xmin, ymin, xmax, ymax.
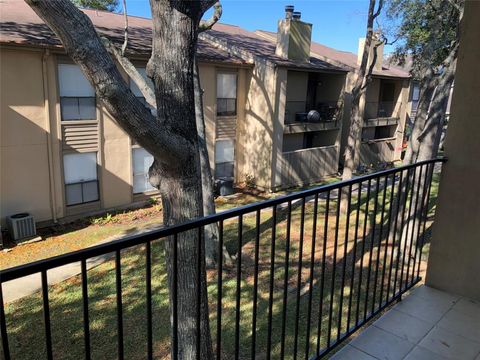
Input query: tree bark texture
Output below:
<box><xmin>25</xmin><ymin>0</ymin><xmax>216</xmax><ymax>358</ymax></box>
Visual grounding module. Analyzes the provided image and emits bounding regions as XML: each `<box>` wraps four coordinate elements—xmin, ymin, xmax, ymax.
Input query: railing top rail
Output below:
<box><xmin>0</xmin><ymin>158</ymin><xmax>446</xmax><ymax>282</ymax></box>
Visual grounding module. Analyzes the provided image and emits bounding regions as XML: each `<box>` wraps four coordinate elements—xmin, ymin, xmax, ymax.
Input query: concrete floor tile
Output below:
<box><xmin>419</xmin><ymin>326</ymin><xmax>480</xmax><ymax>359</ymax></box>
<box><xmin>453</xmin><ymin>297</ymin><xmax>480</xmax><ymax>317</ymax></box>
<box><xmin>350</xmin><ymin>326</ymin><xmax>415</xmax><ymax>360</ymax></box>
<box><xmin>393</xmin><ymin>292</ymin><xmax>453</xmax><ymax>324</ymax></box>
<box><xmin>437</xmin><ymin>308</ymin><xmax>480</xmax><ymax>342</ymax></box>
<box><xmin>374</xmin><ymin>309</ymin><xmax>434</xmax><ymax>344</ymax></box>
<box><xmin>329</xmin><ymin>345</ymin><xmax>378</xmax><ymax>360</ymax></box>
<box><xmin>405</xmin><ymin>346</ymin><xmax>449</xmax><ymax>360</ymax></box>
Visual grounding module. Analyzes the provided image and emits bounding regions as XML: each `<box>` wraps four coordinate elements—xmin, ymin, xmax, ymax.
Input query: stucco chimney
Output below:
<box><xmin>357</xmin><ymin>33</ymin><xmax>384</xmax><ymax>71</ymax></box>
<box><xmin>275</xmin><ymin>6</ymin><xmax>312</xmax><ymax>62</ymax></box>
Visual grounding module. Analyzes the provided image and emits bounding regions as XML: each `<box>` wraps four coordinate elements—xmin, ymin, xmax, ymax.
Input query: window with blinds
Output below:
<box><xmin>132</xmin><ymin>147</ymin><xmax>156</xmax><ymax>194</ymax></box>
<box><xmin>58</xmin><ymin>64</ymin><xmax>96</xmax><ymax>121</ymax></box>
<box><xmin>217</xmin><ymin>73</ymin><xmax>237</xmax><ymax>116</ymax></box>
<box><xmin>63</xmin><ymin>152</ymin><xmax>99</xmax><ymax>206</ymax></box>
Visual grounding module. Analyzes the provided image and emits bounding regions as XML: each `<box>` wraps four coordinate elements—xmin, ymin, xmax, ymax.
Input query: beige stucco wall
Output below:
<box><xmin>0</xmin><ymin>48</ymin><xmax>53</xmax><ymax>226</ymax></box>
<box><xmin>425</xmin><ymin>1</ymin><xmax>480</xmax><ymax>300</ymax></box>
<box><xmin>237</xmin><ymin>62</ymin><xmax>277</xmax><ymax>190</ymax></box>
<box><xmin>0</xmin><ymin>46</ymin><xmax>247</xmax><ymax>225</ymax></box>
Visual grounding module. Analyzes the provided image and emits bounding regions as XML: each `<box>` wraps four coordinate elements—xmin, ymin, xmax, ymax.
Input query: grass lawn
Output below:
<box><xmin>2</xmin><ymin>173</ymin><xmax>440</xmax><ymax>359</ymax></box>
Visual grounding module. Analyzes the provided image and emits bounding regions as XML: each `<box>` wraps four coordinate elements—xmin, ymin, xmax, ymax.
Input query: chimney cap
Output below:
<box><xmin>292</xmin><ymin>11</ymin><xmax>301</xmax><ymax>20</ymax></box>
<box><xmin>285</xmin><ymin>5</ymin><xmax>294</xmax><ymax>19</ymax></box>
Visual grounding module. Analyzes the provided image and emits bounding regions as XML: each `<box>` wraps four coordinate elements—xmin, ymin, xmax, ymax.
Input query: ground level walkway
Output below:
<box><xmin>332</xmin><ymin>285</ymin><xmax>480</xmax><ymax>360</ymax></box>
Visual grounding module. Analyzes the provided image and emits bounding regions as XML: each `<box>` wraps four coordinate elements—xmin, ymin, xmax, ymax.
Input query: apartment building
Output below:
<box><xmin>0</xmin><ymin>2</ymin><xmax>411</xmax><ymax>226</ymax></box>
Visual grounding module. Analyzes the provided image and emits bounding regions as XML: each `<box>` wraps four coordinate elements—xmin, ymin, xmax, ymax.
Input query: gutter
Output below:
<box><xmin>42</xmin><ymin>49</ymin><xmax>58</xmax><ymax>223</ymax></box>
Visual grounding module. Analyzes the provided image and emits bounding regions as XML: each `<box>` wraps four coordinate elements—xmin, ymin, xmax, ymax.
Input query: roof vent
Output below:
<box><xmin>292</xmin><ymin>11</ymin><xmax>302</xmax><ymax>20</ymax></box>
<box><xmin>285</xmin><ymin>5</ymin><xmax>294</xmax><ymax>19</ymax></box>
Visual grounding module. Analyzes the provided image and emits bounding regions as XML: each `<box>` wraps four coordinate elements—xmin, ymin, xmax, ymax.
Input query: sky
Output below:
<box><xmin>125</xmin><ymin>0</ymin><xmax>395</xmax><ymax>55</ymax></box>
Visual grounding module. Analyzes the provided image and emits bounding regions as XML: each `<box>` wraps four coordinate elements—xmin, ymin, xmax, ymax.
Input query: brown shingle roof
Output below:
<box><xmin>0</xmin><ymin>0</ymin><xmax>248</xmax><ymax>65</ymax></box>
<box><xmin>255</xmin><ymin>29</ymin><xmax>410</xmax><ymax>79</ymax></box>
<box><xmin>0</xmin><ymin>0</ymin><xmax>407</xmax><ymax>77</ymax></box>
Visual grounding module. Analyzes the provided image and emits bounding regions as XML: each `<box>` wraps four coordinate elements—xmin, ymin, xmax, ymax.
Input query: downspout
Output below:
<box><xmin>42</xmin><ymin>49</ymin><xmax>58</xmax><ymax>223</ymax></box>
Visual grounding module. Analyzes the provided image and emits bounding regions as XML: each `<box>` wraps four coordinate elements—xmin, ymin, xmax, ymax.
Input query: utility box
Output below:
<box><xmin>6</xmin><ymin>213</ymin><xmax>37</xmax><ymax>242</ymax></box>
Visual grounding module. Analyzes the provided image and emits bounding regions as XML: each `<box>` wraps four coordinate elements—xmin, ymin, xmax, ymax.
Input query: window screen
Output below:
<box><xmin>58</xmin><ymin>64</ymin><xmax>96</xmax><ymax>120</ymax></box>
<box><xmin>217</xmin><ymin>73</ymin><xmax>237</xmax><ymax>116</ymax></box>
<box><xmin>63</xmin><ymin>152</ymin><xmax>99</xmax><ymax>206</ymax></box>
<box><xmin>133</xmin><ymin>148</ymin><xmax>156</xmax><ymax>193</ymax></box>
<box><xmin>215</xmin><ymin>140</ymin><xmax>235</xmax><ymax>179</ymax></box>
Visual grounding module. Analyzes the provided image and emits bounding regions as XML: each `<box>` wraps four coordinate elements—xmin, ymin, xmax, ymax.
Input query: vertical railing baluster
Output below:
<box><xmin>412</xmin><ymin>165</ymin><xmax>429</xmax><ymax>283</ymax></box>
<box><xmin>0</xmin><ymin>284</ymin><xmax>10</xmax><ymax>360</ymax></box>
<box><xmin>327</xmin><ymin>189</ymin><xmax>341</xmax><ymax>348</ymax></box>
<box><xmin>41</xmin><ymin>270</ymin><xmax>53</xmax><ymax>360</ymax></box>
<box><xmin>395</xmin><ymin>169</ymin><xmax>411</xmax><ymax>296</ymax></box>
<box><xmin>346</xmin><ymin>183</ymin><xmax>362</xmax><ymax>332</ymax></box>
<box><xmin>251</xmin><ymin>210</ymin><xmax>261</xmax><ymax>360</ymax></box>
<box><xmin>316</xmin><ymin>191</ymin><xmax>330</xmax><ymax>356</ymax></box>
<box><xmin>146</xmin><ymin>242</ymin><xmax>153</xmax><ymax>360</ymax></box>
<box><xmin>380</xmin><ymin>173</ymin><xmax>396</xmax><ymax>307</ymax></box>
<box><xmin>405</xmin><ymin>167</ymin><xmax>422</xmax><ymax>290</ymax></box>
<box><xmin>400</xmin><ymin>169</ymin><xmax>416</xmax><ymax>292</ymax></box>
<box><xmin>371</xmin><ymin>176</ymin><xmax>388</xmax><ymax>314</ymax></box>
<box><xmin>337</xmin><ymin>185</ymin><xmax>352</xmax><ymax>341</ymax></box>
<box><xmin>293</xmin><ymin>198</ymin><xmax>306</xmax><ymax>359</ymax></box>
<box><xmin>216</xmin><ymin>222</ymin><xmax>223</xmax><ymax>360</ymax></box>
<box><xmin>81</xmin><ymin>260</ymin><xmax>91</xmax><ymax>360</ymax></box>
<box><xmin>391</xmin><ymin>171</ymin><xmax>406</xmax><ymax>299</ymax></box>
<box><xmin>356</xmin><ymin>179</ymin><xmax>371</xmax><ymax>327</ymax></box>
<box><xmin>172</xmin><ymin>234</ymin><xmax>178</xmax><ymax>360</ymax></box>
<box><xmin>364</xmin><ymin>179</ymin><xmax>380</xmax><ymax>321</ymax></box>
<box><xmin>280</xmin><ymin>201</ymin><xmax>292</xmax><ymax>359</ymax></box>
<box><xmin>417</xmin><ymin>164</ymin><xmax>434</xmax><ymax>280</ymax></box>
<box><xmin>266</xmin><ymin>205</ymin><xmax>277</xmax><ymax>360</ymax></box>
<box><xmin>115</xmin><ymin>251</ymin><xmax>124</xmax><ymax>360</ymax></box>
<box><xmin>407</xmin><ymin>165</ymin><xmax>424</xmax><ymax>286</ymax></box>
<box><xmin>304</xmin><ymin>195</ymin><xmax>319</xmax><ymax>360</ymax></box>
<box><xmin>235</xmin><ymin>216</ymin><xmax>243</xmax><ymax>360</ymax></box>
<box><xmin>197</xmin><ymin>227</ymin><xmax>202</xmax><ymax>360</ymax></box>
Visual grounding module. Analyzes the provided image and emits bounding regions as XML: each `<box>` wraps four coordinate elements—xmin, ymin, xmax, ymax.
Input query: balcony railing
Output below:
<box><xmin>285</xmin><ymin>101</ymin><xmax>342</xmax><ymax>125</ymax></box>
<box><xmin>365</xmin><ymin>101</ymin><xmax>401</xmax><ymax>120</ymax></box>
<box><xmin>0</xmin><ymin>159</ymin><xmax>445</xmax><ymax>360</ymax></box>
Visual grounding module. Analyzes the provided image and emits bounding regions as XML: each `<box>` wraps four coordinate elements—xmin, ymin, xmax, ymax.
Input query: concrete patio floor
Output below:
<box><xmin>331</xmin><ymin>285</ymin><xmax>480</xmax><ymax>360</ymax></box>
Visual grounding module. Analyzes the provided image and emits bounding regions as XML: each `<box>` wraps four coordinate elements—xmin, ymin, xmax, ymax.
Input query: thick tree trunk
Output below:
<box><xmin>25</xmin><ymin>0</ymin><xmax>216</xmax><ymax>358</ymax></box>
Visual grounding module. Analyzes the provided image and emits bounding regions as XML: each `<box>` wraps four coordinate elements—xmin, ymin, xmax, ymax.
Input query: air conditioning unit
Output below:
<box><xmin>6</xmin><ymin>213</ymin><xmax>37</xmax><ymax>242</ymax></box>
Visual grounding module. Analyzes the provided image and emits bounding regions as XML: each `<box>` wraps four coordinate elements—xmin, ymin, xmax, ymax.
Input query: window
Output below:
<box><xmin>58</xmin><ymin>64</ymin><xmax>96</xmax><ymax>121</ymax></box>
<box><xmin>133</xmin><ymin>148</ymin><xmax>156</xmax><ymax>194</ymax></box>
<box><xmin>217</xmin><ymin>73</ymin><xmax>237</xmax><ymax>116</ymax></box>
<box><xmin>215</xmin><ymin>140</ymin><xmax>235</xmax><ymax>179</ymax></box>
<box><xmin>411</xmin><ymin>83</ymin><xmax>420</xmax><ymax>113</ymax></box>
<box><xmin>63</xmin><ymin>152</ymin><xmax>99</xmax><ymax>206</ymax></box>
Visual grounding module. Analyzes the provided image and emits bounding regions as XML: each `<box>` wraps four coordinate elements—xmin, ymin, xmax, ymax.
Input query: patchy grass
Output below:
<box><xmin>3</xmin><ymin>172</ymin><xmax>441</xmax><ymax>360</ymax></box>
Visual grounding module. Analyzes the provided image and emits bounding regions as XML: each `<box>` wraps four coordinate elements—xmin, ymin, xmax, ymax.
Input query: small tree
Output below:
<box><xmin>72</xmin><ymin>0</ymin><xmax>119</xmax><ymax>11</ymax></box>
<box><xmin>25</xmin><ymin>0</ymin><xmax>224</xmax><ymax>357</ymax></box>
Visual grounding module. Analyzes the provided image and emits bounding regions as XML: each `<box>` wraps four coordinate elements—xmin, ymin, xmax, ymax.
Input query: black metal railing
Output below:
<box><xmin>0</xmin><ymin>159</ymin><xmax>445</xmax><ymax>360</ymax></box>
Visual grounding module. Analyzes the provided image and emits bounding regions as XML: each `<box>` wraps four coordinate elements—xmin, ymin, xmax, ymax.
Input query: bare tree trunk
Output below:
<box><xmin>193</xmin><ymin>58</ymin><xmax>231</xmax><ymax>267</ymax></box>
<box><xmin>342</xmin><ymin>0</ymin><xmax>383</xmax><ymax>183</ymax></box>
<box><xmin>25</xmin><ymin>0</ymin><xmax>216</xmax><ymax>357</ymax></box>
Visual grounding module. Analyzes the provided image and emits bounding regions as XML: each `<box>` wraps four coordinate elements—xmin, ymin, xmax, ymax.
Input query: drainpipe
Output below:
<box><xmin>42</xmin><ymin>49</ymin><xmax>58</xmax><ymax>223</ymax></box>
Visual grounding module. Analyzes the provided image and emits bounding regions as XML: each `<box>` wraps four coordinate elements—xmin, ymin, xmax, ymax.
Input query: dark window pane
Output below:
<box><xmin>65</xmin><ymin>183</ymin><xmax>83</xmax><ymax>206</ymax></box>
<box><xmin>217</xmin><ymin>98</ymin><xmax>237</xmax><ymax>116</ymax></box>
<box><xmin>82</xmin><ymin>181</ymin><xmax>99</xmax><ymax>203</ymax></box>
<box><xmin>78</xmin><ymin>97</ymin><xmax>96</xmax><ymax>119</ymax></box>
<box><xmin>61</xmin><ymin>97</ymin><xmax>96</xmax><ymax>120</ymax></box>
<box><xmin>215</xmin><ymin>162</ymin><xmax>234</xmax><ymax>179</ymax></box>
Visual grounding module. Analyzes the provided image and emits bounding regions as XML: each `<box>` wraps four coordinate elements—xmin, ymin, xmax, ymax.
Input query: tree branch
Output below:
<box><xmin>121</xmin><ymin>0</ymin><xmax>128</xmax><ymax>56</ymax></box>
<box><xmin>101</xmin><ymin>36</ymin><xmax>156</xmax><ymax>109</ymax></box>
<box><xmin>199</xmin><ymin>1</ymin><xmax>222</xmax><ymax>32</ymax></box>
<box><xmin>373</xmin><ymin>0</ymin><xmax>384</xmax><ymax>20</ymax></box>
